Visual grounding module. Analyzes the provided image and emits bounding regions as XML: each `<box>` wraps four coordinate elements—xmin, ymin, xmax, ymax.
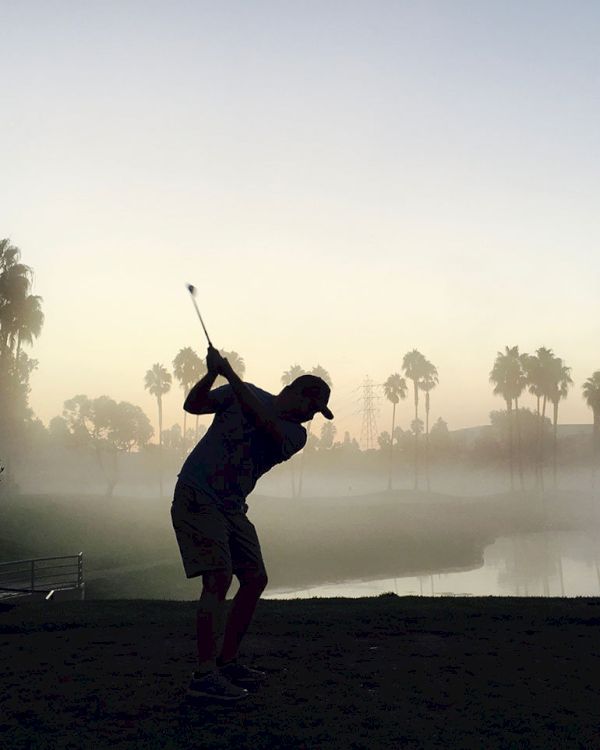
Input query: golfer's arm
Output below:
<box><xmin>184</xmin><ymin>371</ymin><xmax>219</xmax><ymax>413</ymax></box>
<box><xmin>224</xmin><ymin>368</ymin><xmax>285</xmax><ymax>445</ymax></box>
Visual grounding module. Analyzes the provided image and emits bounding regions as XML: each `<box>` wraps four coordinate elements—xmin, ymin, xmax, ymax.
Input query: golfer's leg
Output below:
<box><xmin>197</xmin><ymin>570</ymin><xmax>232</xmax><ymax>673</ymax></box>
<box><xmin>218</xmin><ymin>568</ymin><xmax>268</xmax><ymax>665</ymax></box>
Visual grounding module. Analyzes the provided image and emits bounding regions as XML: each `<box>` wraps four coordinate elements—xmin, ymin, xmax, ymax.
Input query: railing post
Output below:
<box><xmin>30</xmin><ymin>559</ymin><xmax>35</xmax><ymax>593</ymax></box>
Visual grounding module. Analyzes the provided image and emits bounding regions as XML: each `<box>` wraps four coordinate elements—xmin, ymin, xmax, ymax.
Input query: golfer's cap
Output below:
<box><xmin>290</xmin><ymin>374</ymin><xmax>334</xmax><ymax>420</ymax></box>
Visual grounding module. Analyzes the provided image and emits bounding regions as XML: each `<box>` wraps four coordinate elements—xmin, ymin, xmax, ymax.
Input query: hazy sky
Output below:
<box><xmin>2</xmin><ymin>1</ymin><xmax>599</xmax><ymax>442</ymax></box>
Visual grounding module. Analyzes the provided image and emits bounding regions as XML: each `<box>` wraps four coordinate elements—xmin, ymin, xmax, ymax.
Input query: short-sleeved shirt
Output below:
<box><xmin>177</xmin><ymin>383</ymin><xmax>307</xmax><ymax>511</ymax></box>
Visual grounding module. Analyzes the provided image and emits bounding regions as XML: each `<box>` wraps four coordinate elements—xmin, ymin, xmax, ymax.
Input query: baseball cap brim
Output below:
<box><xmin>320</xmin><ymin>405</ymin><xmax>334</xmax><ymax>420</ymax></box>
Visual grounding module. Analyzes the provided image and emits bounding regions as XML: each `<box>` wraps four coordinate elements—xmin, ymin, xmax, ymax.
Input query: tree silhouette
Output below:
<box><xmin>528</xmin><ymin>347</ymin><xmax>557</xmax><ymax>491</ymax></box>
<box><xmin>144</xmin><ymin>363</ymin><xmax>172</xmax><ymax>497</ymax></box>
<box><xmin>402</xmin><ymin>349</ymin><xmax>428</xmax><ymax>490</ymax></box>
<box><xmin>0</xmin><ymin>239</ymin><xmax>43</xmax><ymax>490</ymax></box>
<box><xmin>547</xmin><ymin>356</ymin><xmax>573</xmax><ymax>488</ymax></box>
<box><xmin>490</xmin><ymin>346</ymin><xmax>527</xmax><ymax>491</ymax></box>
<box><xmin>63</xmin><ymin>395</ymin><xmax>152</xmax><ymax>495</ymax></box>
<box><xmin>281</xmin><ymin>364</ymin><xmax>307</xmax><ymax>386</ymax></box>
<box><xmin>310</xmin><ymin>364</ymin><xmax>332</xmax><ymax>387</ymax></box>
<box><xmin>582</xmin><ymin>372</ymin><xmax>600</xmax><ymax>489</ymax></box>
<box><xmin>173</xmin><ymin>347</ymin><xmax>202</xmax><ymax>453</ymax></box>
<box><xmin>383</xmin><ymin>373</ymin><xmax>407</xmax><ymax>490</ymax></box>
<box><xmin>419</xmin><ymin>360</ymin><xmax>439</xmax><ymax>491</ymax></box>
<box><xmin>319</xmin><ymin>421</ymin><xmax>337</xmax><ymax>450</ymax></box>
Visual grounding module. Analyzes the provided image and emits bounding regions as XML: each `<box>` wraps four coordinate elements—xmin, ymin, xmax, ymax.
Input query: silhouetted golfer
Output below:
<box><xmin>171</xmin><ymin>345</ymin><xmax>333</xmax><ymax>702</ymax></box>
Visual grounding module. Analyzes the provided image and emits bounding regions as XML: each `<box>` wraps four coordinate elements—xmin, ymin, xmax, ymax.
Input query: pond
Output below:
<box><xmin>264</xmin><ymin>530</ymin><xmax>600</xmax><ymax>599</ymax></box>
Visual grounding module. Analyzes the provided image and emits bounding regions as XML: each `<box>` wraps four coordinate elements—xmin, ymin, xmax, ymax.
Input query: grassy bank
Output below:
<box><xmin>1</xmin><ymin>489</ymin><xmax>597</xmax><ymax>598</ymax></box>
<box><xmin>2</xmin><ymin>595</ymin><xmax>600</xmax><ymax>748</ymax></box>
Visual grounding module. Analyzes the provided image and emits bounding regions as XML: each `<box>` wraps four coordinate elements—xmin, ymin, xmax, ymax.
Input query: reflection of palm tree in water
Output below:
<box><xmin>493</xmin><ymin>535</ymin><xmax>566</xmax><ymax>596</ymax></box>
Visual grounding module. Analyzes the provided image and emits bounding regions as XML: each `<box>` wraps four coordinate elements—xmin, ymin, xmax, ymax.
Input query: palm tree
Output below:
<box><xmin>215</xmin><ymin>350</ymin><xmax>245</xmax><ymax>385</ymax></box>
<box><xmin>281</xmin><ymin>364</ymin><xmax>307</xmax><ymax>386</ymax></box>
<box><xmin>547</xmin><ymin>357</ymin><xmax>573</xmax><ymax>488</ymax></box>
<box><xmin>490</xmin><ymin>346</ymin><xmax>527</xmax><ymax>491</ymax></box>
<box><xmin>582</xmin><ymin>372</ymin><xmax>600</xmax><ymax>489</ymax></box>
<box><xmin>11</xmin><ymin>294</ymin><xmax>44</xmax><ymax>359</ymax></box>
<box><xmin>0</xmin><ymin>240</ymin><xmax>33</xmax><ymax>360</ymax></box>
<box><xmin>144</xmin><ymin>363</ymin><xmax>172</xmax><ymax>497</ymax></box>
<box><xmin>383</xmin><ymin>373</ymin><xmax>408</xmax><ymax>490</ymax></box>
<box><xmin>402</xmin><ymin>349</ymin><xmax>428</xmax><ymax>490</ymax></box>
<box><xmin>310</xmin><ymin>364</ymin><xmax>332</xmax><ymax>388</ymax></box>
<box><xmin>419</xmin><ymin>361</ymin><xmax>439</xmax><ymax>492</ymax></box>
<box><xmin>531</xmin><ymin>347</ymin><xmax>556</xmax><ymax>491</ymax></box>
<box><xmin>173</xmin><ymin>347</ymin><xmax>202</xmax><ymax>453</ymax></box>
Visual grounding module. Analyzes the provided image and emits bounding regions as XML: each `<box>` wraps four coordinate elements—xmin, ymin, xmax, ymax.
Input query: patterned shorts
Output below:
<box><xmin>171</xmin><ymin>481</ymin><xmax>266</xmax><ymax>579</ymax></box>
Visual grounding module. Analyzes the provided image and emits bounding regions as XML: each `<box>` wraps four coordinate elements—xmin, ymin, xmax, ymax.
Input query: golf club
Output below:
<box><xmin>186</xmin><ymin>284</ymin><xmax>214</xmax><ymax>348</ymax></box>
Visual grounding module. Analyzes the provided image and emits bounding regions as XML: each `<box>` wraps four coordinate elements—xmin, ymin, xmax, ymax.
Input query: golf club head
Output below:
<box><xmin>187</xmin><ymin>284</ymin><xmax>196</xmax><ymax>296</ymax></box>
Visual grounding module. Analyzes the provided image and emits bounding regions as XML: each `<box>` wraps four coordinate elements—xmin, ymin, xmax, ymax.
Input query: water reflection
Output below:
<box><xmin>265</xmin><ymin>531</ymin><xmax>600</xmax><ymax>599</ymax></box>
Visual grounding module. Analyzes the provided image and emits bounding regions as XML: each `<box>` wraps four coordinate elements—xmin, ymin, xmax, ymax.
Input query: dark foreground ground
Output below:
<box><xmin>2</xmin><ymin>595</ymin><xmax>600</xmax><ymax>749</ymax></box>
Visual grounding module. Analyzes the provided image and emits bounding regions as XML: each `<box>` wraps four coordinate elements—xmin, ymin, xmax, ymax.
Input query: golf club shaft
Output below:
<box><xmin>190</xmin><ymin>296</ymin><xmax>213</xmax><ymax>347</ymax></box>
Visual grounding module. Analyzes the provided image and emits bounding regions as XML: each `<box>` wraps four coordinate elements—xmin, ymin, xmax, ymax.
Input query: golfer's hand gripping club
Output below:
<box><xmin>206</xmin><ymin>345</ymin><xmax>230</xmax><ymax>377</ymax></box>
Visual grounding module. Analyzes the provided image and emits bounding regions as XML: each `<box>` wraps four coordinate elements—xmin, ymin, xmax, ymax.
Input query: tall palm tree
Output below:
<box><xmin>383</xmin><ymin>373</ymin><xmax>408</xmax><ymax>490</ymax></box>
<box><xmin>547</xmin><ymin>357</ymin><xmax>573</xmax><ymax>488</ymax></box>
<box><xmin>172</xmin><ymin>347</ymin><xmax>202</xmax><ymax>454</ymax></box>
<box><xmin>144</xmin><ymin>363</ymin><xmax>172</xmax><ymax>497</ymax></box>
<box><xmin>582</xmin><ymin>372</ymin><xmax>600</xmax><ymax>489</ymax></box>
<box><xmin>402</xmin><ymin>349</ymin><xmax>428</xmax><ymax>490</ymax></box>
<box><xmin>490</xmin><ymin>346</ymin><xmax>527</xmax><ymax>491</ymax></box>
<box><xmin>533</xmin><ymin>347</ymin><xmax>556</xmax><ymax>491</ymax></box>
<box><xmin>0</xmin><ymin>240</ymin><xmax>33</xmax><ymax>360</ymax></box>
<box><xmin>419</xmin><ymin>361</ymin><xmax>439</xmax><ymax>492</ymax></box>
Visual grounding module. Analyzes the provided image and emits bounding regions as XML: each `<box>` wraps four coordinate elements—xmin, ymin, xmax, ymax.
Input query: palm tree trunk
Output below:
<box><xmin>535</xmin><ymin>395</ymin><xmax>541</xmax><ymax>488</ymax></box>
<box><xmin>158</xmin><ymin>395</ymin><xmax>163</xmax><ymax>498</ymax></box>
<box><xmin>593</xmin><ymin>410</ymin><xmax>600</xmax><ymax>493</ymax></box>
<box><xmin>553</xmin><ymin>400</ymin><xmax>559</xmax><ymax>490</ymax></box>
<box><xmin>388</xmin><ymin>403</ymin><xmax>396</xmax><ymax>491</ymax></box>
<box><xmin>507</xmin><ymin>399</ymin><xmax>514</xmax><ymax>491</ymax></box>
<box><xmin>425</xmin><ymin>393</ymin><xmax>430</xmax><ymax>492</ymax></box>
<box><xmin>514</xmin><ymin>398</ymin><xmax>524</xmax><ymax>490</ymax></box>
<box><xmin>540</xmin><ymin>395</ymin><xmax>547</xmax><ymax>493</ymax></box>
<box><xmin>413</xmin><ymin>381</ymin><xmax>419</xmax><ymax>491</ymax></box>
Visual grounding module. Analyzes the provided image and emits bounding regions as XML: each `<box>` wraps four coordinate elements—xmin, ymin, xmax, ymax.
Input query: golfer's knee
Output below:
<box><xmin>202</xmin><ymin>570</ymin><xmax>232</xmax><ymax>600</ymax></box>
<box><xmin>238</xmin><ymin>568</ymin><xmax>268</xmax><ymax>593</ymax></box>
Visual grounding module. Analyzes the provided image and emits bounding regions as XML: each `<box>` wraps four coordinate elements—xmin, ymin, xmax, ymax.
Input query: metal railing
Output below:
<box><xmin>0</xmin><ymin>553</ymin><xmax>84</xmax><ymax>601</ymax></box>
